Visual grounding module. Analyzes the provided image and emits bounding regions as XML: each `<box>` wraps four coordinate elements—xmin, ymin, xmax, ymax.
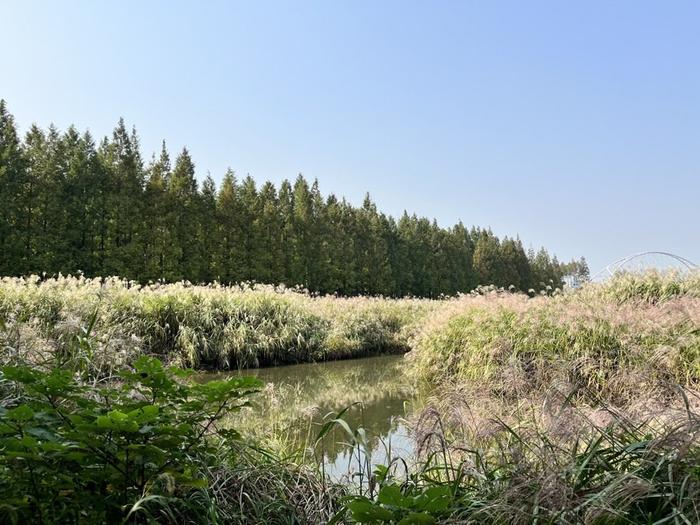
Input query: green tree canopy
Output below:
<box><xmin>0</xmin><ymin>100</ymin><xmax>585</xmax><ymax>296</ymax></box>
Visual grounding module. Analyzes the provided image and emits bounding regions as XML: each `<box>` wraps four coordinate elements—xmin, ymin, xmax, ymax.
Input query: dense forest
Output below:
<box><xmin>0</xmin><ymin>100</ymin><xmax>587</xmax><ymax>296</ymax></box>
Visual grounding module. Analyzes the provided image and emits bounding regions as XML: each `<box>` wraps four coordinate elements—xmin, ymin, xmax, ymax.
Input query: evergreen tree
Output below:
<box><xmin>215</xmin><ymin>170</ymin><xmax>244</xmax><ymax>283</ymax></box>
<box><xmin>395</xmin><ymin>213</ymin><xmax>416</xmax><ymax>296</ymax></box>
<box><xmin>499</xmin><ymin>237</ymin><xmax>524</xmax><ymax>289</ymax></box>
<box><xmin>30</xmin><ymin>125</ymin><xmax>67</xmax><ymax>272</ymax></box>
<box><xmin>237</xmin><ymin>175</ymin><xmax>259</xmax><ymax>281</ymax></box>
<box><xmin>254</xmin><ymin>181</ymin><xmax>282</xmax><ymax>284</ymax></box>
<box><xmin>143</xmin><ymin>142</ymin><xmax>174</xmax><ymax>280</ymax></box>
<box><xmin>452</xmin><ymin>222</ymin><xmax>475</xmax><ymax>291</ymax></box>
<box><xmin>169</xmin><ymin>148</ymin><xmax>201</xmax><ymax>280</ymax></box>
<box><xmin>19</xmin><ymin>124</ymin><xmax>46</xmax><ymax>273</ymax></box>
<box><xmin>513</xmin><ymin>238</ymin><xmax>532</xmax><ymax>290</ymax></box>
<box><xmin>0</xmin><ymin>101</ymin><xmax>586</xmax><ymax>296</ymax></box>
<box><xmin>62</xmin><ymin>127</ymin><xmax>99</xmax><ymax>274</ymax></box>
<box><xmin>562</xmin><ymin>257</ymin><xmax>590</xmax><ymax>288</ymax></box>
<box><xmin>307</xmin><ymin>180</ymin><xmax>325</xmax><ymax>291</ymax></box>
<box><xmin>320</xmin><ymin>194</ymin><xmax>352</xmax><ymax>294</ymax></box>
<box><xmin>381</xmin><ymin>214</ymin><xmax>400</xmax><ymax>296</ymax></box>
<box><xmin>354</xmin><ymin>194</ymin><xmax>391</xmax><ymax>295</ymax></box>
<box><xmin>277</xmin><ymin>179</ymin><xmax>295</xmax><ymax>286</ymax></box>
<box><xmin>413</xmin><ymin>217</ymin><xmax>436</xmax><ymax>296</ymax></box>
<box><xmin>198</xmin><ymin>175</ymin><xmax>218</xmax><ymax>282</ymax></box>
<box><xmin>530</xmin><ymin>247</ymin><xmax>558</xmax><ymax>290</ymax></box>
<box><xmin>473</xmin><ymin>231</ymin><xmax>503</xmax><ymax>286</ymax></box>
<box><xmin>101</xmin><ymin>119</ymin><xmax>145</xmax><ymax>277</ymax></box>
<box><xmin>291</xmin><ymin>175</ymin><xmax>313</xmax><ymax>287</ymax></box>
<box><xmin>0</xmin><ymin>100</ymin><xmax>26</xmax><ymax>274</ymax></box>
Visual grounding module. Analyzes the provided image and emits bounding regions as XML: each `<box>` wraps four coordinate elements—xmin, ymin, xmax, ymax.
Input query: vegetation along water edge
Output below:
<box><xmin>0</xmin><ymin>270</ymin><xmax>698</xmax><ymax>523</ymax></box>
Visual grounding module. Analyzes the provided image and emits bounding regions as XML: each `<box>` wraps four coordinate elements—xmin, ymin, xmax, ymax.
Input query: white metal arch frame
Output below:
<box><xmin>591</xmin><ymin>251</ymin><xmax>698</xmax><ymax>281</ymax></box>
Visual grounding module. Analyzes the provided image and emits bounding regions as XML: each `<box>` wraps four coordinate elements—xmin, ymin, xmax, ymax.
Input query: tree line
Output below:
<box><xmin>0</xmin><ymin>100</ymin><xmax>588</xmax><ymax>296</ymax></box>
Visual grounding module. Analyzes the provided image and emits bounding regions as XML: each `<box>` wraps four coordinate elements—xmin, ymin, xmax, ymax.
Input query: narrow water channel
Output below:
<box><xmin>204</xmin><ymin>354</ymin><xmax>417</xmax><ymax>479</ymax></box>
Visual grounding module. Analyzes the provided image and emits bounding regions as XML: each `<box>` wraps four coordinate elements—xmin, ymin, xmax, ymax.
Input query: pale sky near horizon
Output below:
<box><xmin>2</xmin><ymin>1</ymin><xmax>699</xmax><ymax>273</ymax></box>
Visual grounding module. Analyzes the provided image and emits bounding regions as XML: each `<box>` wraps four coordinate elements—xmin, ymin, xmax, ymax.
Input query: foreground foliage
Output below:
<box><xmin>335</xmin><ymin>393</ymin><xmax>700</xmax><ymax>525</ymax></box>
<box><xmin>0</xmin><ymin>356</ymin><xmax>264</xmax><ymax>523</ymax></box>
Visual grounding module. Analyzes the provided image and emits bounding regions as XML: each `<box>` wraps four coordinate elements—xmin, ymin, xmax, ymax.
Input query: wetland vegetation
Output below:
<box><xmin>0</xmin><ymin>270</ymin><xmax>698</xmax><ymax>523</ymax></box>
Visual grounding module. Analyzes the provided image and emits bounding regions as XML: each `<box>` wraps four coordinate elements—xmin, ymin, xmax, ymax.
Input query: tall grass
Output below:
<box><xmin>362</xmin><ymin>270</ymin><xmax>700</xmax><ymax>523</ymax></box>
<box><xmin>333</xmin><ymin>387</ymin><xmax>700</xmax><ymax>524</ymax></box>
<box><xmin>408</xmin><ymin>273</ymin><xmax>700</xmax><ymax>403</ymax></box>
<box><xmin>0</xmin><ymin>275</ymin><xmax>435</xmax><ymax>373</ymax></box>
<box><xmin>593</xmin><ymin>269</ymin><xmax>700</xmax><ymax>303</ymax></box>
<box><xmin>1</xmin><ymin>270</ymin><xmax>700</xmax><ymax>523</ymax></box>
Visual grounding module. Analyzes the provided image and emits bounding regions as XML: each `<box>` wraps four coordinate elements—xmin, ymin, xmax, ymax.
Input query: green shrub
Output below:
<box><xmin>0</xmin><ymin>356</ymin><xmax>262</xmax><ymax>523</ymax></box>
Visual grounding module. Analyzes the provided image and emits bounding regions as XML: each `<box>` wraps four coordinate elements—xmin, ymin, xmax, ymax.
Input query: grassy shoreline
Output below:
<box><xmin>407</xmin><ymin>287</ymin><xmax>700</xmax><ymax>403</ymax></box>
<box><xmin>0</xmin><ymin>276</ymin><xmax>435</xmax><ymax>374</ymax></box>
<box><xmin>1</xmin><ymin>271</ymin><xmax>699</xmax><ymax>523</ymax></box>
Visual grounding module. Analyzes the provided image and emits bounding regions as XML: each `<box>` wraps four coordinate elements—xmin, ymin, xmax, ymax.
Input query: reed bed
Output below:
<box><xmin>0</xmin><ymin>275</ymin><xmax>435</xmax><ymax>373</ymax></box>
<box><xmin>362</xmin><ymin>270</ymin><xmax>700</xmax><ymax>523</ymax></box>
<box><xmin>341</xmin><ymin>387</ymin><xmax>700</xmax><ymax>525</ymax></box>
<box><xmin>407</xmin><ymin>271</ymin><xmax>700</xmax><ymax>404</ymax></box>
<box><xmin>2</xmin><ymin>271</ymin><xmax>700</xmax><ymax>523</ymax></box>
<box><xmin>592</xmin><ymin>268</ymin><xmax>700</xmax><ymax>303</ymax></box>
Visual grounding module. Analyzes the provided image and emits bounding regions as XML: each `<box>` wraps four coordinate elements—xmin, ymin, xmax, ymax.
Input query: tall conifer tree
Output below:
<box><xmin>0</xmin><ymin>101</ymin><xmax>586</xmax><ymax>296</ymax></box>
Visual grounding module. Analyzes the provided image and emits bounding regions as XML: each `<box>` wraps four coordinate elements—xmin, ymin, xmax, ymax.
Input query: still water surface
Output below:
<box><xmin>205</xmin><ymin>355</ymin><xmax>417</xmax><ymax>479</ymax></box>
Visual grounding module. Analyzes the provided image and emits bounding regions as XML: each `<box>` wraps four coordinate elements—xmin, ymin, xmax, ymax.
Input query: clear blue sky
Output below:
<box><xmin>2</xmin><ymin>1</ymin><xmax>699</xmax><ymax>273</ymax></box>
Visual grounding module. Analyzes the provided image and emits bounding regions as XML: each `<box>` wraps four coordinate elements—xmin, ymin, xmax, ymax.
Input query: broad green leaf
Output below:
<box><xmin>346</xmin><ymin>499</ymin><xmax>394</xmax><ymax>523</ymax></box>
<box><xmin>419</xmin><ymin>485</ymin><xmax>452</xmax><ymax>512</ymax></box>
<box><xmin>128</xmin><ymin>405</ymin><xmax>159</xmax><ymax>424</ymax></box>
<box><xmin>398</xmin><ymin>512</ymin><xmax>437</xmax><ymax>525</ymax></box>
<box><xmin>7</xmin><ymin>405</ymin><xmax>34</xmax><ymax>422</ymax></box>
<box><xmin>377</xmin><ymin>484</ymin><xmax>409</xmax><ymax>508</ymax></box>
<box><xmin>1</xmin><ymin>366</ymin><xmax>39</xmax><ymax>384</ymax></box>
<box><xmin>96</xmin><ymin>410</ymin><xmax>139</xmax><ymax>432</ymax></box>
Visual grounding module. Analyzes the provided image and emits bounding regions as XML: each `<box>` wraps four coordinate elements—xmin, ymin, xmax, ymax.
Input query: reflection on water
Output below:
<box><xmin>203</xmin><ymin>355</ymin><xmax>416</xmax><ymax>478</ymax></box>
